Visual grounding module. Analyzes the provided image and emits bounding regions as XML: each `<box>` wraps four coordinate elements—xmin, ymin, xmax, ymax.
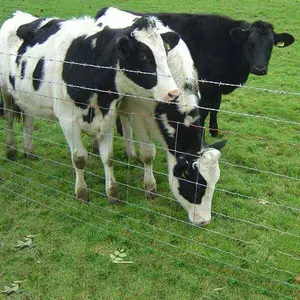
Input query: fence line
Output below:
<box><xmin>1</xmin><ymin>180</ymin><xmax>298</xmax><ymax>295</ymax></box>
<box><xmin>1</xmin><ymin>184</ymin><xmax>294</xmax><ymax>300</ymax></box>
<box><xmin>2</xmin><ymin>103</ymin><xmax>300</xmax><ymax>159</ymax></box>
<box><xmin>1</xmin><ymin>141</ymin><xmax>299</xmax><ymax>213</ymax></box>
<box><xmin>2</xmin><ymin>169</ymin><xmax>297</xmax><ymax>278</ymax></box>
<box><xmin>2</xmin><ymin>51</ymin><xmax>300</xmax><ymax>97</ymax></box>
<box><xmin>2</xmin><ymin>124</ymin><xmax>299</xmax><ymax>186</ymax></box>
<box><xmin>1</xmin><ymin>157</ymin><xmax>293</xmax><ymax>255</ymax></box>
<box><xmin>1</xmin><ymin>70</ymin><xmax>300</xmax><ymax>126</ymax></box>
<box><xmin>0</xmin><ymin>155</ymin><xmax>265</xmax><ymax>247</ymax></box>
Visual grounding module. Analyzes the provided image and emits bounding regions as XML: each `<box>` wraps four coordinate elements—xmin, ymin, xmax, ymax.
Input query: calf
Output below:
<box><xmin>96</xmin><ymin>7</ymin><xmax>226</xmax><ymax>225</ymax></box>
<box><xmin>96</xmin><ymin>8</ymin><xmax>295</xmax><ymax>137</ymax></box>
<box><xmin>0</xmin><ymin>11</ymin><xmax>180</xmax><ymax>202</ymax></box>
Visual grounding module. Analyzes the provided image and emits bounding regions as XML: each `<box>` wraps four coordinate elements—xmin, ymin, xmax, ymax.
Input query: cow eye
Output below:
<box><xmin>140</xmin><ymin>53</ymin><xmax>148</xmax><ymax>61</ymax></box>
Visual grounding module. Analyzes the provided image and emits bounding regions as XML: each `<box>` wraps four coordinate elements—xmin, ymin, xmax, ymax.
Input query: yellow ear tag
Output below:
<box><xmin>166</xmin><ymin>43</ymin><xmax>171</xmax><ymax>51</ymax></box>
<box><xmin>276</xmin><ymin>41</ymin><xmax>285</xmax><ymax>47</ymax></box>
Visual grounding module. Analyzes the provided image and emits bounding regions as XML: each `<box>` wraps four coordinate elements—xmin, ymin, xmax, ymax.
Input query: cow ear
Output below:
<box><xmin>274</xmin><ymin>33</ymin><xmax>295</xmax><ymax>48</ymax></box>
<box><xmin>173</xmin><ymin>156</ymin><xmax>189</xmax><ymax>177</ymax></box>
<box><xmin>17</xmin><ymin>25</ymin><xmax>35</xmax><ymax>43</ymax></box>
<box><xmin>209</xmin><ymin>139</ymin><xmax>227</xmax><ymax>150</ymax></box>
<box><xmin>229</xmin><ymin>28</ymin><xmax>249</xmax><ymax>44</ymax></box>
<box><xmin>116</xmin><ymin>36</ymin><xmax>131</xmax><ymax>60</ymax></box>
<box><xmin>161</xmin><ymin>32</ymin><xmax>180</xmax><ymax>51</ymax></box>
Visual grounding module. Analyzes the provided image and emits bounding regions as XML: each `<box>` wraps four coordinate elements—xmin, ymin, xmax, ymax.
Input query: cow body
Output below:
<box><xmin>96</xmin><ymin>8</ymin><xmax>295</xmax><ymax>136</ymax></box>
<box><xmin>96</xmin><ymin>8</ymin><xmax>226</xmax><ymax>225</ymax></box>
<box><xmin>0</xmin><ymin>11</ymin><xmax>180</xmax><ymax>202</ymax></box>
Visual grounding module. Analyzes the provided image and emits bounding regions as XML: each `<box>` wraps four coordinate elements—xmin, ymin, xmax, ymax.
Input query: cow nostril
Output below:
<box><xmin>252</xmin><ymin>66</ymin><xmax>267</xmax><ymax>75</ymax></box>
<box><xmin>199</xmin><ymin>219</ymin><xmax>211</xmax><ymax>227</ymax></box>
<box><xmin>168</xmin><ymin>89</ymin><xmax>180</xmax><ymax>99</ymax></box>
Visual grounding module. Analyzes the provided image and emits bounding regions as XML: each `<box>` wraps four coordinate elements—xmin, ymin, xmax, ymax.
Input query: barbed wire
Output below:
<box><xmin>2</xmin><ymin>51</ymin><xmax>300</xmax><ymax>97</ymax></box>
<box><xmin>2</xmin><ymin>90</ymin><xmax>300</xmax><ymax>150</ymax></box>
<box><xmin>1</xmin><ymin>59</ymin><xmax>300</xmax><ymax>126</ymax></box>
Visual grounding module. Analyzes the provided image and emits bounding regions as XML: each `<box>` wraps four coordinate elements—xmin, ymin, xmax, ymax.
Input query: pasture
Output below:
<box><xmin>0</xmin><ymin>0</ymin><xmax>299</xmax><ymax>299</ymax></box>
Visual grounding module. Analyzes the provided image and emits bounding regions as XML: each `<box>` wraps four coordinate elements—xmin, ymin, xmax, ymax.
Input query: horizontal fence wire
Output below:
<box><xmin>1</xmin><ymin>153</ymin><xmax>299</xmax><ymax>257</ymax></box>
<box><xmin>0</xmin><ymin>176</ymin><xmax>298</xmax><ymax>297</ymax></box>
<box><xmin>1</xmin><ymin>166</ymin><xmax>298</xmax><ymax>278</ymax></box>
<box><xmin>2</xmin><ymin>51</ymin><xmax>300</xmax><ymax>98</ymax></box>
<box><xmin>0</xmin><ymin>50</ymin><xmax>299</xmax><ymax>298</ymax></box>
<box><xmin>0</xmin><ymin>53</ymin><xmax>300</xmax><ymax>126</ymax></box>
<box><xmin>1</xmin><ymin>123</ymin><xmax>299</xmax><ymax>186</ymax></box>
<box><xmin>1</xmin><ymin>138</ymin><xmax>299</xmax><ymax>214</ymax></box>
<box><xmin>1</xmin><ymin>184</ymin><xmax>296</xmax><ymax>300</ymax></box>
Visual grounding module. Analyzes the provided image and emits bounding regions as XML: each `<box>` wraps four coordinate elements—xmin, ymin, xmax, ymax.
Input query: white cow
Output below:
<box><xmin>0</xmin><ymin>11</ymin><xmax>180</xmax><ymax>202</ymax></box>
<box><xmin>96</xmin><ymin>7</ymin><xmax>227</xmax><ymax>226</ymax></box>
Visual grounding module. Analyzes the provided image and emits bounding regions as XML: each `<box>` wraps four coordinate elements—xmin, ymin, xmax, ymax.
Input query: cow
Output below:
<box><xmin>94</xmin><ymin>7</ymin><xmax>227</xmax><ymax>226</ymax></box>
<box><xmin>0</xmin><ymin>11</ymin><xmax>181</xmax><ymax>203</ymax></box>
<box><xmin>95</xmin><ymin>7</ymin><xmax>295</xmax><ymax>137</ymax></box>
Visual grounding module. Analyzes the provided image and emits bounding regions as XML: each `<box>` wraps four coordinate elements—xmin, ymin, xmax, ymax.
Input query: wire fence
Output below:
<box><xmin>0</xmin><ymin>52</ymin><xmax>299</xmax><ymax>298</ymax></box>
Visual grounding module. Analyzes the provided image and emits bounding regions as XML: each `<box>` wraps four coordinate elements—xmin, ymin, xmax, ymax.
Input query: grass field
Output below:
<box><xmin>0</xmin><ymin>0</ymin><xmax>299</xmax><ymax>299</ymax></box>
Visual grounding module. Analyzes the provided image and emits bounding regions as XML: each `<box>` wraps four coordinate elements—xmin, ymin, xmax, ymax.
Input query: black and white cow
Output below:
<box><xmin>0</xmin><ymin>11</ymin><xmax>181</xmax><ymax>203</ymax></box>
<box><xmin>95</xmin><ymin>8</ymin><xmax>227</xmax><ymax>226</ymax></box>
<box><xmin>96</xmin><ymin>7</ymin><xmax>295</xmax><ymax>137</ymax></box>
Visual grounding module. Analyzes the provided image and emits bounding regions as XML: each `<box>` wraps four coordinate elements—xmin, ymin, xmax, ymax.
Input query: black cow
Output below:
<box><xmin>96</xmin><ymin>8</ymin><xmax>295</xmax><ymax>137</ymax></box>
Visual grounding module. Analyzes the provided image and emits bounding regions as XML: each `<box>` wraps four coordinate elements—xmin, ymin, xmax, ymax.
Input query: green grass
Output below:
<box><xmin>0</xmin><ymin>0</ymin><xmax>299</xmax><ymax>299</ymax></box>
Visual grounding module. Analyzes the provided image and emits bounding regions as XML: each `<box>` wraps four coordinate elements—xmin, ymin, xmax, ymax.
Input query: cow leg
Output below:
<box><xmin>90</xmin><ymin>135</ymin><xmax>99</xmax><ymax>154</ymax></box>
<box><xmin>131</xmin><ymin>118</ymin><xmax>156</xmax><ymax>199</ymax></box>
<box><xmin>140</xmin><ymin>141</ymin><xmax>157</xmax><ymax>199</ymax></box>
<box><xmin>98</xmin><ymin>124</ymin><xmax>119</xmax><ymax>204</ymax></box>
<box><xmin>59</xmin><ymin>119</ymin><xmax>89</xmax><ymax>202</ymax></box>
<box><xmin>209</xmin><ymin>93</ymin><xmax>222</xmax><ymax>137</ymax></box>
<box><xmin>2</xmin><ymin>91</ymin><xmax>17</xmax><ymax>160</ymax></box>
<box><xmin>120</xmin><ymin>113</ymin><xmax>137</xmax><ymax>159</ymax></box>
<box><xmin>198</xmin><ymin>87</ymin><xmax>213</xmax><ymax>142</ymax></box>
<box><xmin>23</xmin><ymin>114</ymin><xmax>36</xmax><ymax>159</ymax></box>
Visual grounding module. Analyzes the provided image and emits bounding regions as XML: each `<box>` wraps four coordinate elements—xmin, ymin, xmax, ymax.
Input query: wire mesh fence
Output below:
<box><xmin>0</xmin><ymin>50</ymin><xmax>299</xmax><ymax>299</ymax></box>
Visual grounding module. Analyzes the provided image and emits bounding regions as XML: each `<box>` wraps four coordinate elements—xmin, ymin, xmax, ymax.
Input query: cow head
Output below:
<box><xmin>229</xmin><ymin>21</ymin><xmax>294</xmax><ymax>76</ymax></box>
<box><xmin>169</xmin><ymin>140</ymin><xmax>226</xmax><ymax>226</ymax></box>
<box><xmin>116</xmin><ymin>16</ymin><xmax>180</xmax><ymax>102</ymax></box>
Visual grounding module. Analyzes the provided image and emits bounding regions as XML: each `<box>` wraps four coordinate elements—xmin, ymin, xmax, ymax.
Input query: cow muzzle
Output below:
<box><xmin>251</xmin><ymin>65</ymin><xmax>267</xmax><ymax>76</ymax></box>
<box><xmin>164</xmin><ymin>89</ymin><xmax>180</xmax><ymax>102</ymax></box>
<box><xmin>188</xmin><ymin>211</ymin><xmax>211</xmax><ymax>227</ymax></box>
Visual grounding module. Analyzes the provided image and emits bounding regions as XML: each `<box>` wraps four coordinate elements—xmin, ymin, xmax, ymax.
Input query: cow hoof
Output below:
<box><xmin>146</xmin><ymin>188</ymin><xmax>157</xmax><ymax>200</ymax></box>
<box><xmin>123</xmin><ymin>151</ymin><xmax>138</xmax><ymax>160</ymax></box>
<box><xmin>6</xmin><ymin>147</ymin><xmax>17</xmax><ymax>160</ymax></box>
<box><xmin>76</xmin><ymin>187</ymin><xmax>89</xmax><ymax>203</ymax></box>
<box><xmin>107</xmin><ymin>195</ymin><xmax>121</xmax><ymax>204</ymax></box>
<box><xmin>107</xmin><ymin>182</ymin><xmax>120</xmax><ymax>204</ymax></box>
<box><xmin>209</xmin><ymin>129</ymin><xmax>219</xmax><ymax>137</ymax></box>
<box><xmin>24</xmin><ymin>152</ymin><xmax>38</xmax><ymax>160</ymax></box>
<box><xmin>91</xmin><ymin>146</ymin><xmax>99</xmax><ymax>155</ymax></box>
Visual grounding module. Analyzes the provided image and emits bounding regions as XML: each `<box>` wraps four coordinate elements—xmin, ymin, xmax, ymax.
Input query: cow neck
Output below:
<box><xmin>155</xmin><ymin>102</ymin><xmax>202</xmax><ymax>157</ymax></box>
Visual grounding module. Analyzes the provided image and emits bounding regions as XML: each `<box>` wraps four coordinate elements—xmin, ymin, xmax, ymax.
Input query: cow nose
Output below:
<box><xmin>199</xmin><ymin>219</ymin><xmax>211</xmax><ymax>227</ymax></box>
<box><xmin>251</xmin><ymin>65</ymin><xmax>267</xmax><ymax>76</ymax></box>
<box><xmin>164</xmin><ymin>89</ymin><xmax>180</xmax><ymax>101</ymax></box>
